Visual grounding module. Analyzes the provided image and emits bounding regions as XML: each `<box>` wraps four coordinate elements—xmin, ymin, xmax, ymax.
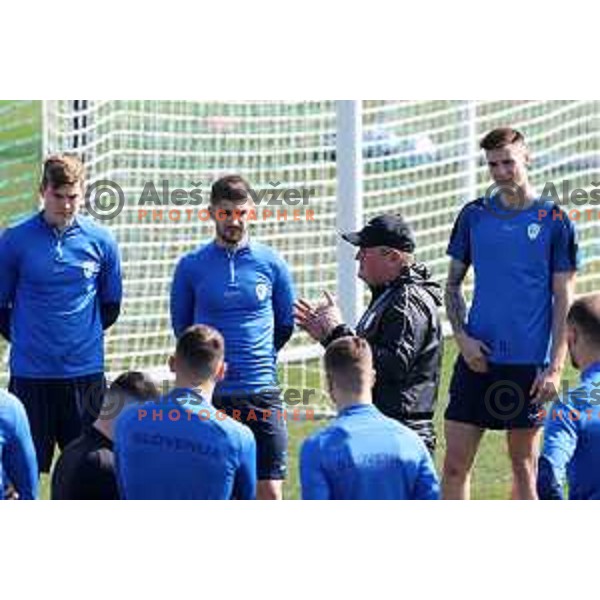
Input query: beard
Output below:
<box><xmin>218</xmin><ymin>225</ymin><xmax>244</xmax><ymax>245</ymax></box>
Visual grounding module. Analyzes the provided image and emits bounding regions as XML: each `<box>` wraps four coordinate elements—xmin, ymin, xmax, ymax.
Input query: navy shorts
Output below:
<box><xmin>9</xmin><ymin>374</ymin><xmax>106</xmax><ymax>473</ymax></box>
<box><xmin>445</xmin><ymin>357</ymin><xmax>544</xmax><ymax>430</ymax></box>
<box><xmin>213</xmin><ymin>390</ymin><xmax>288</xmax><ymax>480</ymax></box>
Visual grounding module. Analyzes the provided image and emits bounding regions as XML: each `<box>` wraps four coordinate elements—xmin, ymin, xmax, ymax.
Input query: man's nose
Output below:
<box><xmin>494</xmin><ymin>165</ymin><xmax>509</xmax><ymax>180</ymax></box>
<box><xmin>230</xmin><ymin>211</ymin><xmax>243</xmax><ymax>225</ymax></box>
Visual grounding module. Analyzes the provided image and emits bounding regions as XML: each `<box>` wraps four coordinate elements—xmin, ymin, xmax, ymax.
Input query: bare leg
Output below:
<box><xmin>257</xmin><ymin>479</ymin><xmax>283</xmax><ymax>500</ymax></box>
<box><xmin>442</xmin><ymin>420</ymin><xmax>485</xmax><ymax>499</ymax></box>
<box><xmin>506</xmin><ymin>427</ymin><xmax>542</xmax><ymax>500</ymax></box>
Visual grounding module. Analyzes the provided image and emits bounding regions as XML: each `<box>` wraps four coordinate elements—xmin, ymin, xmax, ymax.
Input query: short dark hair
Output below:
<box><xmin>567</xmin><ymin>295</ymin><xmax>600</xmax><ymax>347</ymax></box>
<box><xmin>480</xmin><ymin>127</ymin><xmax>525</xmax><ymax>151</ymax></box>
<box><xmin>41</xmin><ymin>153</ymin><xmax>85</xmax><ymax>190</ymax></box>
<box><xmin>102</xmin><ymin>371</ymin><xmax>160</xmax><ymax>417</ymax></box>
<box><xmin>210</xmin><ymin>174</ymin><xmax>252</xmax><ymax>206</ymax></box>
<box><xmin>108</xmin><ymin>371</ymin><xmax>160</xmax><ymax>404</ymax></box>
<box><xmin>324</xmin><ymin>336</ymin><xmax>373</xmax><ymax>395</ymax></box>
<box><xmin>176</xmin><ymin>324</ymin><xmax>225</xmax><ymax>381</ymax></box>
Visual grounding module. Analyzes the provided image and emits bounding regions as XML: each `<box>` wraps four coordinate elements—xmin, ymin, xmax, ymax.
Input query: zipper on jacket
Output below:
<box><xmin>226</xmin><ymin>248</ymin><xmax>237</xmax><ymax>284</ymax></box>
<box><xmin>53</xmin><ymin>228</ymin><xmax>66</xmax><ymax>262</ymax></box>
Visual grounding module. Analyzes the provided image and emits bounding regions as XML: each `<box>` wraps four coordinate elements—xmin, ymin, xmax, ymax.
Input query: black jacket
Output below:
<box><xmin>323</xmin><ymin>263</ymin><xmax>443</xmax><ymax>450</ymax></box>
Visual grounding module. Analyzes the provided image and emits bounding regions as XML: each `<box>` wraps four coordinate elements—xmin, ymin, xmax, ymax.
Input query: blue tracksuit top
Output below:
<box><xmin>0</xmin><ymin>212</ymin><xmax>122</xmax><ymax>378</ymax></box>
<box><xmin>115</xmin><ymin>388</ymin><xmax>256</xmax><ymax>499</ymax></box>
<box><xmin>300</xmin><ymin>404</ymin><xmax>440</xmax><ymax>500</ymax></box>
<box><xmin>170</xmin><ymin>240</ymin><xmax>295</xmax><ymax>395</ymax></box>
<box><xmin>538</xmin><ymin>362</ymin><xmax>600</xmax><ymax>500</ymax></box>
<box><xmin>0</xmin><ymin>390</ymin><xmax>38</xmax><ymax>499</ymax></box>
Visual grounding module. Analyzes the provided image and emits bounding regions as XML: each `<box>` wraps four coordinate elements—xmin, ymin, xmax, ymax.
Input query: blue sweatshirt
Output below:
<box><xmin>538</xmin><ymin>362</ymin><xmax>600</xmax><ymax>500</ymax></box>
<box><xmin>0</xmin><ymin>212</ymin><xmax>122</xmax><ymax>378</ymax></box>
<box><xmin>447</xmin><ymin>198</ymin><xmax>578</xmax><ymax>364</ymax></box>
<box><xmin>300</xmin><ymin>404</ymin><xmax>440</xmax><ymax>500</ymax></box>
<box><xmin>0</xmin><ymin>390</ymin><xmax>38</xmax><ymax>499</ymax></box>
<box><xmin>115</xmin><ymin>388</ymin><xmax>256</xmax><ymax>499</ymax></box>
<box><xmin>170</xmin><ymin>240</ymin><xmax>295</xmax><ymax>395</ymax></box>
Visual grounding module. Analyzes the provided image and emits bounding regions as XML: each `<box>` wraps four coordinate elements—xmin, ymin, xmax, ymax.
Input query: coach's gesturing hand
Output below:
<box><xmin>294</xmin><ymin>292</ymin><xmax>342</xmax><ymax>342</ymax></box>
<box><xmin>456</xmin><ymin>332</ymin><xmax>491</xmax><ymax>373</ymax></box>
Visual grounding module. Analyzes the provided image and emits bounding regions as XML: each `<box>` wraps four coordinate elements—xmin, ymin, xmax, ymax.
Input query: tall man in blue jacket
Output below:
<box><xmin>170</xmin><ymin>175</ymin><xmax>295</xmax><ymax>500</ymax></box>
<box><xmin>538</xmin><ymin>294</ymin><xmax>600</xmax><ymax>500</ymax></box>
<box><xmin>300</xmin><ymin>336</ymin><xmax>439</xmax><ymax>500</ymax></box>
<box><xmin>0</xmin><ymin>155</ymin><xmax>123</xmax><ymax>473</ymax></box>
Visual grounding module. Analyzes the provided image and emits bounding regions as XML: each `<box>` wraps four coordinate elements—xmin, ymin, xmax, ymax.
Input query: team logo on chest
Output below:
<box><xmin>255</xmin><ymin>282</ymin><xmax>269</xmax><ymax>301</ymax></box>
<box><xmin>81</xmin><ymin>260</ymin><xmax>99</xmax><ymax>279</ymax></box>
<box><xmin>527</xmin><ymin>223</ymin><xmax>541</xmax><ymax>241</ymax></box>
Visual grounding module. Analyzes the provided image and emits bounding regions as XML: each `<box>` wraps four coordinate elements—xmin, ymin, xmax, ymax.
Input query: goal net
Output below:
<box><xmin>3</xmin><ymin>100</ymin><xmax>600</xmax><ymax>408</ymax></box>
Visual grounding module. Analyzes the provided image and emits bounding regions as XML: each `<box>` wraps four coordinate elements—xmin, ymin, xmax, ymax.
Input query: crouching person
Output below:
<box><xmin>115</xmin><ymin>325</ymin><xmax>256</xmax><ymax>500</ymax></box>
<box><xmin>300</xmin><ymin>336</ymin><xmax>440</xmax><ymax>500</ymax></box>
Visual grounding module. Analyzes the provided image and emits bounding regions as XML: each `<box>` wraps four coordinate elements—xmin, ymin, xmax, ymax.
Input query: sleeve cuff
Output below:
<box><xmin>321</xmin><ymin>323</ymin><xmax>354</xmax><ymax>347</ymax></box>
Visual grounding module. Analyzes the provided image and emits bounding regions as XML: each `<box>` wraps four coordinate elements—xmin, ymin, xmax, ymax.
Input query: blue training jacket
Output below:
<box><xmin>300</xmin><ymin>403</ymin><xmax>440</xmax><ymax>500</ymax></box>
<box><xmin>115</xmin><ymin>388</ymin><xmax>257</xmax><ymax>499</ymax></box>
<box><xmin>0</xmin><ymin>390</ymin><xmax>38</xmax><ymax>499</ymax></box>
<box><xmin>0</xmin><ymin>212</ymin><xmax>122</xmax><ymax>378</ymax></box>
<box><xmin>538</xmin><ymin>362</ymin><xmax>600</xmax><ymax>500</ymax></box>
<box><xmin>170</xmin><ymin>240</ymin><xmax>295</xmax><ymax>395</ymax></box>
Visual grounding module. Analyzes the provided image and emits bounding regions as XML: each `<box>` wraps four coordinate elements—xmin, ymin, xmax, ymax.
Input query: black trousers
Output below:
<box><xmin>9</xmin><ymin>374</ymin><xmax>106</xmax><ymax>473</ymax></box>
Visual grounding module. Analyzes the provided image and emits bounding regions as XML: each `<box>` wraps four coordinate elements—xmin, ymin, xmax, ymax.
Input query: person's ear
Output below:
<box><xmin>214</xmin><ymin>360</ymin><xmax>227</xmax><ymax>382</ymax></box>
<box><xmin>567</xmin><ymin>324</ymin><xmax>577</xmax><ymax>348</ymax></box>
<box><xmin>325</xmin><ymin>372</ymin><xmax>334</xmax><ymax>400</ymax></box>
<box><xmin>168</xmin><ymin>355</ymin><xmax>176</xmax><ymax>374</ymax></box>
<box><xmin>369</xmin><ymin>368</ymin><xmax>377</xmax><ymax>389</ymax></box>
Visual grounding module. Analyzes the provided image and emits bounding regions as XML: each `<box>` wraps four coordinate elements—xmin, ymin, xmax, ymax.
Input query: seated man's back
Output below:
<box><xmin>301</xmin><ymin>404</ymin><xmax>439</xmax><ymax>500</ymax></box>
<box><xmin>115</xmin><ymin>390</ymin><xmax>256</xmax><ymax>499</ymax></box>
<box><xmin>51</xmin><ymin>426</ymin><xmax>117</xmax><ymax>500</ymax></box>
<box><xmin>51</xmin><ymin>371</ymin><xmax>160</xmax><ymax>500</ymax></box>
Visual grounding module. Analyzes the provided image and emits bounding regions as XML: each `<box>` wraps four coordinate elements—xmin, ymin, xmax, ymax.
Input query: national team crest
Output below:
<box><xmin>527</xmin><ymin>223</ymin><xmax>541</xmax><ymax>240</ymax></box>
<box><xmin>81</xmin><ymin>260</ymin><xmax>99</xmax><ymax>279</ymax></box>
<box><xmin>256</xmin><ymin>283</ymin><xmax>269</xmax><ymax>301</ymax></box>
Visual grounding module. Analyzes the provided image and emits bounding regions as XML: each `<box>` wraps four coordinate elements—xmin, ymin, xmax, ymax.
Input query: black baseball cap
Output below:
<box><xmin>341</xmin><ymin>214</ymin><xmax>416</xmax><ymax>253</ymax></box>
